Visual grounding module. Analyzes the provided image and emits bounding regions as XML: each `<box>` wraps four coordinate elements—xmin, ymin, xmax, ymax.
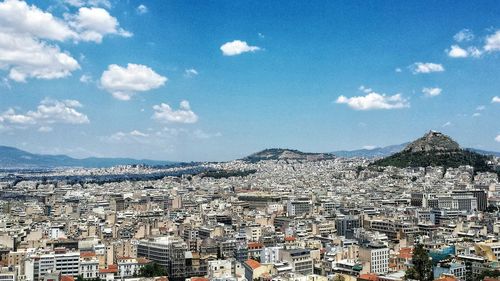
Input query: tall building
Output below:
<box><xmin>336</xmin><ymin>215</ymin><xmax>361</xmax><ymax>238</ymax></box>
<box><xmin>359</xmin><ymin>243</ymin><xmax>389</xmax><ymax>275</ymax></box>
<box><xmin>137</xmin><ymin>236</ymin><xmax>188</xmax><ymax>280</ymax></box>
<box><xmin>280</xmin><ymin>249</ymin><xmax>313</xmax><ymax>275</ymax></box>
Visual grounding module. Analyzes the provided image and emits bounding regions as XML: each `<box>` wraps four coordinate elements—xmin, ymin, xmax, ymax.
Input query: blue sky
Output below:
<box><xmin>1</xmin><ymin>0</ymin><xmax>500</xmax><ymax>161</ymax></box>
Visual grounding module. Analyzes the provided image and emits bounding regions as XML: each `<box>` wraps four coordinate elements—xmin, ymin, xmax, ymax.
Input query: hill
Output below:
<box><xmin>332</xmin><ymin>143</ymin><xmax>408</xmax><ymax>158</ymax></box>
<box><xmin>0</xmin><ymin>145</ymin><xmax>175</xmax><ymax>168</ymax></box>
<box><xmin>242</xmin><ymin>148</ymin><xmax>336</xmax><ymax>163</ymax></box>
<box><xmin>372</xmin><ymin>131</ymin><xmax>497</xmax><ymax>174</ymax></box>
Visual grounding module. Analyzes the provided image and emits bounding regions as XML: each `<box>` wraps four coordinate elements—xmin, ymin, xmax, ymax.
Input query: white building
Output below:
<box><xmin>359</xmin><ymin>244</ymin><xmax>389</xmax><ymax>275</ymax></box>
<box><xmin>261</xmin><ymin>247</ymin><xmax>282</xmax><ymax>264</ymax></box>
<box><xmin>207</xmin><ymin>260</ymin><xmax>232</xmax><ymax>278</ymax></box>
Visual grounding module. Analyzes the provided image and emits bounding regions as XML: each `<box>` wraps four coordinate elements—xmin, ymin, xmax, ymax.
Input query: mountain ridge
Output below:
<box><xmin>0</xmin><ymin>145</ymin><xmax>175</xmax><ymax>168</ymax></box>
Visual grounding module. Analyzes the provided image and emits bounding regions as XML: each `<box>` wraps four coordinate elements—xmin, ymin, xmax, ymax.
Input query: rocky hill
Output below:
<box><xmin>372</xmin><ymin>131</ymin><xmax>497</xmax><ymax>175</ymax></box>
<box><xmin>402</xmin><ymin>131</ymin><xmax>460</xmax><ymax>153</ymax></box>
<box><xmin>242</xmin><ymin>148</ymin><xmax>336</xmax><ymax>162</ymax></box>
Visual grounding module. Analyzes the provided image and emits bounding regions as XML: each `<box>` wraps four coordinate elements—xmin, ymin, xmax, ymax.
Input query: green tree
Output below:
<box><xmin>404</xmin><ymin>244</ymin><xmax>433</xmax><ymax>281</ymax></box>
<box><xmin>139</xmin><ymin>263</ymin><xmax>167</xmax><ymax>277</ymax></box>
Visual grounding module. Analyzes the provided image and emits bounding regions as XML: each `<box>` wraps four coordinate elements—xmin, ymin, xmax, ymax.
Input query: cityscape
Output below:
<box><xmin>1</xmin><ymin>1</ymin><xmax>500</xmax><ymax>281</ymax></box>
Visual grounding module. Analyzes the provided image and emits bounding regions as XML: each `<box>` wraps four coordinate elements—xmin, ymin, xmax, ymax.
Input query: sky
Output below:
<box><xmin>1</xmin><ymin>0</ymin><xmax>500</xmax><ymax>162</ymax></box>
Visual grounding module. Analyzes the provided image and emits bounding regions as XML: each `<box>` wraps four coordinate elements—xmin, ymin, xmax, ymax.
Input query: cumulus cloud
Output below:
<box><xmin>336</xmin><ymin>88</ymin><xmax>409</xmax><ymax>110</ymax></box>
<box><xmin>410</xmin><ymin>62</ymin><xmax>445</xmax><ymax>74</ymax></box>
<box><xmin>422</xmin><ymin>87</ymin><xmax>442</xmax><ymax>97</ymax></box>
<box><xmin>152</xmin><ymin>101</ymin><xmax>198</xmax><ymax>123</ymax></box>
<box><xmin>447</xmin><ymin>45</ymin><xmax>482</xmax><ymax>58</ymax></box>
<box><xmin>492</xmin><ymin>96</ymin><xmax>500</xmax><ymax>103</ymax></box>
<box><xmin>496</xmin><ymin>135</ymin><xmax>500</xmax><ymax>143</ymax></box>
<box><xmin>0</xmin><ymin>0</ymin><xmax>130</xmax><ymax>82</ymax></box>
<box><xmin>136</xmin><ymin>4</ymin><xmax>148</xmax><ymax>14</ymax></box>
<box><xmin>0</xmin><ymin>99</ymin><xmax>89</xmax><ymax>129</ymax></box>
<box><xmin>68</xmin><ymin>7</ymin><xmax>132</xmax><ymax>43</ymax></box>
<box><xmin>447</xmin><ymin>45</ymin><xmax>468</xmax><ymax>58</ymax></box>
<box><xmin>0</xmin><ymin>32</ymin><xmax>80</xmax><ymax>82</ymax></box>
<box><xmin>0</xmin><ymin>0</ymin><xmax>76</xmax><ymax>41</ymax></box>
<box><xmin>453</xmin><ymin>29</ymin><xmax>474</xmax><ymax>42</ymax></box>
<box><xmin>485</xmin><ymin>30</ymin><xmax>500</xmax><ymax>52</ymax></box>
<box><xmin>220</xmin><ymin>40</ymin><xmax>260</xmax><ymax>56</ymax></box>
<box><xmin>100</xmin><ymin>63</ymin><xmax>167</xmax><ymax>100</ymax></box>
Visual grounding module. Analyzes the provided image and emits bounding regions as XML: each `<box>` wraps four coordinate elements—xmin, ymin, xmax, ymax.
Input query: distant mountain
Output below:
<box><xmin>466</xmin><ymin>148</ymin><xmax>500</xmax><ymax>158</ymax></box>
<box><xmin>332</xmin><ymin>143</ymin><xmax>408</xmax><ymax>158</ymax></box>
<box><xmin>242</xmin><ymin>148</ymin><xmax>336</xmax><ymax>163</ymax></box>
<box><xmin>0</xmin><ymin>145</ymin><xmax>175</xmax><ymax>168</ymax></box>
<box><xmin>333</xmin><ymin>140</ymin><xmax>500</xmax><ymax>159</ymax></box>
<box><xmin>372</xmin><ymin>131</ymin><xmax>497</xmax><ymax>174</ymax></box>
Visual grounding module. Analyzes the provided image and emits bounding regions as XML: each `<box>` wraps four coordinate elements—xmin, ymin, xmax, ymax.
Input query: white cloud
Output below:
<box><xmin>220</xmin><ymin>40</ymin><xmax>260</xmax><ymax>56</ymax></box>
<box><xmin>472</xmin><ymin>112</ymin><xmax>481</xmax><ymax>117</ymax></box>
<box><xmin>442</xmin><ymin>121</ymin><xmax>452</xmax><ymax>128</ymax></box>
<box><xmin>130</xmin><ymin>130</ymin><xmax>149</xmax><ymax>137</ymax></box>
<box><xmin>476</xmin><ymin>105</ymin><xmax>485</xmax><ymax>111</ymax></box>
<box><xmin>100</xmin><ymin>63</ymin><xmax>167</xmax><ymax>100</ymax></box>
<box><xmin>467</xmin><ymin>47</ymin><xmax>482</xmax><ymax>58</ymax></box>
<box><xmin>0</xmin><ymin>0</ymin><xmax>76</xmax><ymax>41</ymax></box>
<box><xmin>136</xmin><ymin>4</ymin><xmax>148</xmax><ymax>14</ymax></box>
<box><xmin>492</xmin><ymin>96</ymin><xmax>500</xmax><ymax>103</ymax></box>
<box><xmin>79</xmin><ymin>74</ymin><xmax>92</xmax><ymax>83</ymax></box>
<box><xmin>485</xmin><ymin>30</ymin><xmax>500</xmax><ymax>52</ymax></box>
<box><xmin>0</xmin><ymin>1</ymin><xmax>130</xmax><ymax>82</ymax></box>
<box><xmin>410</xmin><ymin>62</ymin><xmax>445</xmax><ymax>74</ymax></box>
<box><xmin>422</xmin><ymin>87</ymin><xmax>442</xmax><ymax>97</ymax></box>
<box><xmin>152</xmin><ymin>100</ymin><xmax>198</xmax><ymax>123</ymax></box>
<box><xmin>395</xmin><ymin>68</ymin><xmax>402</xmax><ymax>73</ymax></box>
<box><xmin>0</xmin><ymin>32</ymin><xmax>80</xmax><ymax>82</ymax></box>
<box><xmin>0</xmin><ymin>99</ymin><xmax>89</xmax><ymax>129</ymax></box>
<box><xmin>496</xmin><ymin>135</ymin><xmax>500</xmax><ymax>143</ymax></box>
<box><xmin>453</xmin><ymin>29</ymin><xmax>474</xmax><ymax>42</ymax></box>
<box><xmin>336</xmin><ymin>88</ymin><xmax>409</xmax><ymax>110</ymax></box>
<box><xmin>64</xmin><ymin>0</ymin><xmax>111</xmax><ymax>8</ymax></box>
<box><xmin>69</xmin><ymin>7</ymin><xmax>132</xmax><ymax>43</ymax></box>
<box><xmin>362</xmin><ymin>145</ymin><xmax>376</xmax><ymax>150</ymax></box>
<box><xmin>447</xmin><ymin>45</ymin><xmax>468</xmax><ymax>58</ymax></box>
<box><xmin>184</xmin><ymin>68</ymin><xmax>198</xmax><ymax>78</ymax></box>
<box><xmin>447</xmin><ymin>45</ymin><xmax>482</xmax><ymax>58</ymax></box>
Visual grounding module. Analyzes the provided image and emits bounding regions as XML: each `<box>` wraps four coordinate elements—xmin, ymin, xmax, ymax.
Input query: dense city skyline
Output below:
<box><xmin>1</xmin><ymin>0</ymin><xmax>500</xmax><ymax>161</ymax></box>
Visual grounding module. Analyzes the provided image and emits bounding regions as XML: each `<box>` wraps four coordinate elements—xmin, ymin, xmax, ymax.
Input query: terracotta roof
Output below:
<box><xmin>398</xmin><ymin>247</ymin><xmax>413</xmax><ymax>259</ymax></box>
<box><xmin>284</xmin><ymin>236</ymin><xmax>296</xmax><ymax>242</ymax></box>
<box><xmin>61</xmin><ymin>276</ymin><xmax>74</xmax><ymax>281</ymax></box>
<box><xmin>359</xmin><ymin>273</ymin><xmax>379</xmax><ymax>281</ymax></box>
<box><xmin>245</xmin><ymin>259</ymin><xmax>261</xmax><ymax>270</ymax></box>
<box><xmin>80</xmin><ymin>252</ymin><xmax>96</xmax><ymax>258</ymax></box>
<box><xmin>248</xmin><ymin>242</ymin><xmax>264</xmax><ymax>249</ymax></box>
<box><xmin>99</xmin><ymin>264</ymin><xmax>118</xmax><ymax>273</ymax></box>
